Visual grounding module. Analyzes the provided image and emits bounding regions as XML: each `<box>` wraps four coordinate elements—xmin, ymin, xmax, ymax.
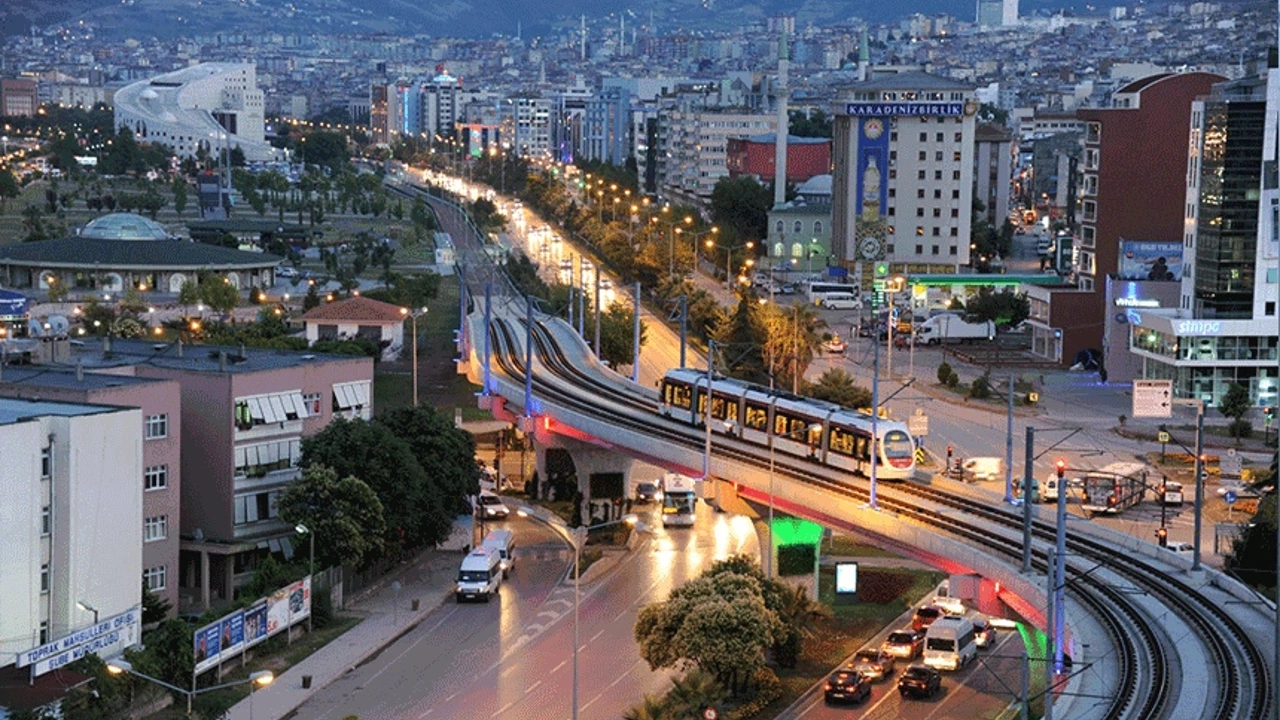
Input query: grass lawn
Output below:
<box><xmin>140</xmin><ymin>615</ymin><xmax>362</xmax><ymax>720</ymax></box>
<box><xmin>821</xmin><ymin>533</ymin><xmax>908</xmax><ymax>559</ymax></box>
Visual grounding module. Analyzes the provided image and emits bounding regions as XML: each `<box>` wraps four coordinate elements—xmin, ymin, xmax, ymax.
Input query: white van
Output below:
<box><xmin>455</xmin><ymin>546</ymin><xmax>503</xmax><ymax>603</ymax></box>
<box><xmin>481</xmin><ymin>528</ymin><xmax>516</xmax><ymax>578</ymax></box>
<box><xmin>923</xmin><ymin>616</ymin><xmax>978</xmax><ymax>671</ymax></box>
<box><xmin>961</xmin><ymin>457</ymin><xmax>1002</xmax><ymax>482</ymax></box>
<box><xmin>820</xmin><ymin>294</ymin><xmax>862</xmax><ymax>310</ymax></box>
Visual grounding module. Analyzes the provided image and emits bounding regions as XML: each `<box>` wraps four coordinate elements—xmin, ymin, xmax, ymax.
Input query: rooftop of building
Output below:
<box><xmin>852</xmin><ymin>69</ymin><xmax>973</xmax><ymax>92</ymax></box>
<box><xmin>737</xmin><ymin>133</ymin><xmax>832</xmax><ymax>145</ymax></box>
<box><xmin>300</xmin><ymin>295</ymin><xmax>409</xmax><ymax>323</ymax></box>
<box><xmin>0</xmin><ymin>396</ymin><xmax>125</xmax><ymax>424</ymax></box>
<box><xmin>64</xmin><ymin>338</ymin><xmax>368</xmax><ymax>375</ymax></box>
<box><xmin>0</xmin><ymin>365</ymin><xmax>170</xmax><ymax>392</ymax></box>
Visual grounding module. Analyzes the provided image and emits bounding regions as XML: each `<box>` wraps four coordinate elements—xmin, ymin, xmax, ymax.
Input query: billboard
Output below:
<box><xmin>1118</xmin><ymin>241</ymin><xmax>1182</xmax><ymax>281</ymax></box>
<box><xmin>17</xmin><ymin>606</ymin><xmax>141</xmax><ymax>676</ymax></box>
<box><xmin>856</xmin><ymin>117</ymin><xmax>890</xmax><ymax>221</ymax></box>
<box><xmin>193</xmin><ymin>577</ymin><xmax>310</xmax><ymax>677</ymax></box>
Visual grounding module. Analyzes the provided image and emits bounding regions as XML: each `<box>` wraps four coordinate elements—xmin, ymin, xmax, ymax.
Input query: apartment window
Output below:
<box><xmin>793</xmin><ymin>221</ymin><xmax>802</xmax><ymax>234</ymax></box>
<box><xmin>935</xmin><ymin>151</ymin><xmax>943</xmax><ymax>162</ymax></box>
<box><xmin>918</xmin><ymin>151</ymin><xmax>927</xmax><ymax>162</ymax></box>
<box><xmin>41</xmin><ymin>506</ymin><xmax>50</xmax><ymax>536</ymax></box>
<box><xmin>1267</xmin><ymin>302</ymin><xmax>1276</xmax><ymax>316</ymax></box>
<box><xmin>888</xmin><ymin>188</ymin><xmax>896</xmax><ymax>198</ymax></box>
<box><xmin>915</xmin><ymin>245</ymin><xmax>923</xmax><ymax>254</ymax></box>
<box><xmin>931</xmin><ymin>245</ymin><xmax>940</xmax><ymax>255</ymax></box>
<box><xmin>954</xmin><ymin>132</ymin><xmax>962</xmax><ymax>142</ymax></box>
<box><xmin>934</xmin><ymin>189</ymin><xmax>942</xmax><ymax>199</ymax></box>
<box><xmin>953</xmin><ymin>151</ymin><xmax>962</xmax><ymax>162</ymax></box>
<box><xmin>933</xmin><ymin>208</ymin><xmax>942</xmax><ymax>218</ymax></box>
<box><xmin>932</xmin><ymin>227</ymin><xmax>941</xmax><ymax>237</ymax></box>
<box><xmin>145</xmin><ymin>414</ymin><xmax>168</xmax><ymax>439</ymax></box>
<box><xmin>145</xmin><ymin>465</ymin><xmax>168</xmax><ymax>491</ymax></box>
<box><xmin>890</xmin><ymin>132</ymin><xmax>897</xmax><ymax>142</ymax></box>
<box><xmin>917</xmin><ymin>188</ymin><xmax>926</xmax><ymax>199</ymax></box>
<box><xmin>887</xmin><ymin>206</ymin><xmax>896</xmax><ymax>216</ymax></box>
<box><xmin>41</xmin><ymin>447</ymin><xmax>51</xmax><ymax>478</ymax></box>
<box><xmin>144</xmin><ymin>515</ymin><xmax>168</xmax><ymax>542</ymax></box>
<box><xmin>950</xmin><ymin>246</ymin><xmax>958</xmax><ymax>255</ymax></box>
<box><xmin>1083</xmin><ymin>200</ymin><xmax>1097</xmax><ymax>222</ymax></box>
<box><xmin>41</xmin><ymin>564</ymin><xmax>49</xmax><ymax>593</ymax></box>
<box><xmin>918</xmin><ymin>132</ymin><xmax>927</xmax><ymax>142</ymax></box>
<box><xmin>813</xmin><ymin>221</ymin><xmax>823</xmax><ymax>234</ymax></box>
<box><xmin>39</xmin><ymin>621</ymin><xmax>48</xmax><ymax>644</ymax></box>
<box><xmin>886</xmin><ymin>244</ymin><xmax>895</xmax><ymax>254</ymax></box>
<box><xmin>935</xmin><ymin>132</ymin><xmax>944</xmax><ymax>142</ymax></box>
<box><xmin>144</xmin><ymin>566</ymin><xmax>167</xmax><ymax>592</ymax></box>
<box><xmin>934</xmin><ymin>171</ymin><xmax>943</xmax><ymax>181</ymax></box>
<box><xmin>952</xmin><ymin>189</ymin><xmax>960</xmax><ymax>199</ymax></box>
<box><xmin>916</xmin><ymin>208</ymin><xmax>925</xmax><ymax>217</ymax></box>
<box><xmin>950</xmin><ymin>227</ymin><xmax>959</xmax><ymax>237</ymax></box>
<box><xmin>952</xmin><ymin>171</ymin><xmax>961</xmax><ymax>180</ymax></box>
<box><xmin>950</xmin><ymin>208</ymin><xmax>959</xmax><ymax>218</ymax></box>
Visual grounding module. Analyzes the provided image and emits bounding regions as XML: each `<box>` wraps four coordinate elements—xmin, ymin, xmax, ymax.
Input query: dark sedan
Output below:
<box><xmin>824</xmin><ymin>670</ymin><xmax>872</xmax><ymax>704</ymax></box>
<box><xmin>898</xmin><ymin>664</ymin><xmax>942</xmax><ymax>699</ymax></box>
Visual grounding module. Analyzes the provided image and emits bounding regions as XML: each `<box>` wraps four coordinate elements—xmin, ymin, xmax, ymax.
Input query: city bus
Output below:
<box><xmin>1080</xmin><ymin>462</ymin><xmax>1149</xmax><ymax>516</ymax></box>
<box><xmin>660</xmin><ymin>472</ymin><xmax>698</xmax><ymax>528</ymax></box>
<box><xmin>805</xmin><ymin>281</ymin><xmax>861</xmax><ymax>306</ymax></box>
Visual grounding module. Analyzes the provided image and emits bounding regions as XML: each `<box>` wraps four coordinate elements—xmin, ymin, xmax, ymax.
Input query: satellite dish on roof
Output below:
<box><xmin>47</xmin><ymin>316</ymin><xmax>69</xmax><ymax>336</ymax></box>
<box><xmin>27</xmin><ymin>319</ymin><xmax>43</xmax><ymax>337</ymax></box>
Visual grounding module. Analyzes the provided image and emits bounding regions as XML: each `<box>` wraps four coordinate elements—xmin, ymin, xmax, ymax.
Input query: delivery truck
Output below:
<box><xmin>915</xmin><ymin>315</ymin><xmax>995</xmax><ymax>345</ymax></box>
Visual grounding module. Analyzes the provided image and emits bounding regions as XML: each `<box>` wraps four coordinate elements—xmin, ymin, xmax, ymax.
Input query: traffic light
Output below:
<box><xmin>1155</xmin><ymin>526</ymin><xmax>1168</xmax><ymax>547</ymax></box>
<box><xmin>1055</xmin><ymin>459</ymin><xmax>1066</xmax><ymax>480</ymax></box>
<box><xmin>1265</xmin><ymin>406</ymin><xmax>1275</xmax><ymax>427</ymax></box>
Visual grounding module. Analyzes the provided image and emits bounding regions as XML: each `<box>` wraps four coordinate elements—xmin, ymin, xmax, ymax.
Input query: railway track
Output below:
<box><xmin>398</xmin><ymin>178</ymin><xmax>1271</xmax><ymax>720</ymax></box>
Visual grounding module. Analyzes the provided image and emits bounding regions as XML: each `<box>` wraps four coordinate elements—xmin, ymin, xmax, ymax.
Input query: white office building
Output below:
<box><xmin>656</xmin><ymin>109</ymin><xmax>777</xmax><ymax>202</ymax></box>
<box><xmin>114</xmin><ymin>63</ymin><xmax>280</xmax><ymax>162</ymax></box>
<box><xmin>0</xmin><ymin>400</ymin><xmax>143</xmax><ymax>668</ymax></box>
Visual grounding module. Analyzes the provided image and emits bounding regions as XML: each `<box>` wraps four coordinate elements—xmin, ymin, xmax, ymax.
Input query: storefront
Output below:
<box><xmin>1128</xmin><ymin>312</ymin><xmax>1278</xmax><ymax>407</ymax></box>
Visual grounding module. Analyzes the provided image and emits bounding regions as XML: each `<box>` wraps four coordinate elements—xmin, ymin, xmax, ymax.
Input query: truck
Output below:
<box><xmin>915</xmin><ymin>315</ymin><xmax>995</xmax><ymax>345</ymax></box>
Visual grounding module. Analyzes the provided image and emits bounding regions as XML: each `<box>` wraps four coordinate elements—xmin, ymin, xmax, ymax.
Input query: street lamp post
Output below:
<box><xmin>401</xmin><ymin>306</ymin><xmax>429</xmax><ymax>406</ymax></box>
<box><xmin>517</xmin><ymin>508</ymin><xmax>638</xmax><ymax>720</ymax></box>
<box><xmin>296</xmin><ymin>523</ymin><xmax>316</xmax><ymax>633</ymax></box>
<box><xmin>107</xmin><ymin>659</ymin><xmax>273</xmax><ymax>716</ymax></box>
<box><xmin>76</xmin><ymin>601</ymin><xmax>98</xmax><ymax>625</ymax></box>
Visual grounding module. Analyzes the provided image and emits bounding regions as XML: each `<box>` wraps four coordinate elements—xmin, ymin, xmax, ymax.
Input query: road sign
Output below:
<box><xmin>1223</xmin><ymin>490</ymin><xmax>1237</xmax><ymax>505</ymax></box>
<box><xmin>1157</xmin><ymin>431</ymin><xmax>1170</xmax><ymax>443</ymax></box>
<box><xmin>1131</xmin><ymin>379</ymin><xmax>1173</xmax><ymax>418</ymax></box>
<box><xmin>908</xmin><ymin>414</ymin><xmax>929</xmax><ymax>436</ymax></box>
<box><xmin>1221</xmin><ymin>450</ymin><xmax>1243</xmax><ymax>479</ymax></box>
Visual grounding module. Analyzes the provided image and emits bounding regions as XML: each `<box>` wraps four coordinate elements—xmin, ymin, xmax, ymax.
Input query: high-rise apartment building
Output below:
<box><xmin>832</xmin><ymin>70</ymin><xmax>977</xmax><ymax>273</ymax></box>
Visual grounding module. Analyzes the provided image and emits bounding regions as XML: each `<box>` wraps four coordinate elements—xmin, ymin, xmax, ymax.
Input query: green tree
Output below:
<box><xmin>0</xmin><ymin>167</ymin><xmax>19</xmax><ymax>211</ymax></box>
<box><xmin>1224</xmin><ymin>497</ymin><xmax>1277</xmax><ymax>592</ymax></box>
<box><xmin>177</xmin><ymin>279</ymin><xmax>201</xmax><ymax>311</ymax></box>
<box><xmin>300</xmin><ymin>418</ymin><xmax>449</xmax><ymax>553</ymax></box>
<box><xmin>1219</xmin><ymin>382</ymin><xmax>1253</xmax><ymax>440</ymax></box>
<box><xmin>57</xmin><ymin>656</ymin><xmax>130</xmax><ymax>720</ymax></box>
<box><xmin>622</xmin><ymin>694</ymin><xmax>671</xmax><ymax>720</ymax></box>
<box><xmin>301</xmin><ymin>131</ymin><xmax>350</xmax><ymax>171</ymax></box>
<box><xmin>664</xmin><ymin>669</ymin><xmax>726</xmax><ymax>718</ymax></box>
<box><xmin>21</xmin><ymin>203</ymin><xmax>48</xmax><ymax>242</ymax></box>
<box><xmin>788</xmin><ymin>108</ymin><xmax>832</xmax><ymax>138</ymax></box>
<box><xmin>277</xmin><ymin>464</ymin><xmax>387</xmax><ymax>568</ymax></box>
<box><xmin>142</xmin><ymin>582</ymin><xmax>173</xmax><ymax>624</ymax></box>
<box><xmin>709</xmin><ymin>176</ymin><xmax>770</xmax><ymax>245</ymax></box>
<box><xmin>198</xmin><ymin>276</ymin><xmax>241</xmax><ymax>314</ymax></box>
<box><xmin>377</xmin><ymin>406</ymin><xmax>480</xmax><ymax>516</ymax></box>
<box><xmin>599</xmin><ymin>301</ymin><xmax>648</xmax><ymax>370</ymax></box>
<box><xmin>804</xmin><ymin>368</ymin><xmax>871</xmax><ymax>409</ymax></box>
<box><xmin>126</xmin><ymin>618</ymin><xmax>193</xmax><ymax>693</ymax></box>
<box><xmin>172</xmin><ymin>175</ymin><xmax>188</xmax><ymax>216</ymax></box>
<box><xmin>963</xmin><ymin>288</ymin><xmax>1029</xmax><ymax>328</ymax></box>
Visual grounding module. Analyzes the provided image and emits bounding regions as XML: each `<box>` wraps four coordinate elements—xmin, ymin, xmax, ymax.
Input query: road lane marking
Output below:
<box><xmin>417</xmin><ymin>708</ymin><xmax>433</xmax><ymax>718</ymax></box>
<box><xmin>551</xmin><ymin>660</ymin><xmax>567</xmax><ymax>674</ymax></box>
<box><xmin>501</xmin><ymin>664</ymin><xmax>519</xmax><ymax>678</ymax></box>
<box><xmin>581</xmin><ymin>692</ymin><xmax>604</xmax><ymax>710</ymax></box>
<box><xmin>589</xmin><ymin>629</ymin><xmax>604</xmax><ymax>643</ymax></box>
<box><xmin>526</xmin><ymin>680</ymin><xmax>542</xmax><ymax>694</ymax></box>
<box><xmin>492</xmin><ymin>699</ymin><xmax>518</xmax><ymax>717</ymax></box>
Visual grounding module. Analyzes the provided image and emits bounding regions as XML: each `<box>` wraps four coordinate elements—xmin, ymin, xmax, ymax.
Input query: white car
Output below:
<box><xmin>476</xmin><ymin>491</ymin><xmax>511</xmax><ymax>519</ymax></box>
<box><xmin>932</xmin><ymin>595</ymin><xmax>965</xmax><ymax>616</ymax></box>
<box><xmin>276</xmin><ymin>266</ymin><xmax>299</xmax><ymax>279</ymax></box>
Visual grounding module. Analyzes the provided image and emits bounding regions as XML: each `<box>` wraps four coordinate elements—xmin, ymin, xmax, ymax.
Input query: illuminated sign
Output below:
<box><xmin>835</xmin><ymin>562</ymin><xmax>858</xmax><ymax>594</ymax></box>
<box><xmin>1176</xmin><ymin>320</ymin><xmax>1221</xmax><ymax>336</ymax></box>
<box><xmin>1115</xmin><ymin>297</ymin><xmax>1161</xmax><ymax>308</ymax></box>
<box><xmin>845</xmin><ymin>102</ymin><xmax>965</xmax><ymax>117</ymax></box>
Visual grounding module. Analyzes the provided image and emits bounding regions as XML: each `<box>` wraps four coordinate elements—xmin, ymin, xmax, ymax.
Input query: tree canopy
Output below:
<box><xmin>377</xmin><ymin>405</ymin><xmax>481</xmax><ymax>516</ymax></box>
<box><xmin>598</xmin><ymin>300</ymin><xmax>649</xmax><ymax>370</ymax></box>
<box><xmin>277</xmin><ymin>464</ymin><xmax>387</xmax><ymax>568</ymax></box>
<box><xmin>710</xmin><ymin>176</ymin><xmax>770</xmax><ymax>244</ymax></box>
<box><xmin>963</xmin><ymin>288</ymin><xmax>1029</xmax><ymax>328</ymax></box>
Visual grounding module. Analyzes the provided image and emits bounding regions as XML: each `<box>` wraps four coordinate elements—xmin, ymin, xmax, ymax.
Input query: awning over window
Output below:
<box><xmin>333</xmin><ymin>381</ymin><xmax>370</xmax><ymax>409</ymax></box>
<box><xmin>240</xmin><ymin>391</ymin><xmax>310</xmax><ymax>423</ymax></box>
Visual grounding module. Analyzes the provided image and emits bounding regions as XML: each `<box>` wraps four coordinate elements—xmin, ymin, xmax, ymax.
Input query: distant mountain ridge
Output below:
<box><xmin>0</xmin><ymin>0</ymin><xmax>1240</xmax><ymax>40</ymax></box>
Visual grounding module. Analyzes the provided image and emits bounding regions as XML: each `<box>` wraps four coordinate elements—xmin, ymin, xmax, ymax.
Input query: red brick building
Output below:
<box><xmin>726</xmin><ymin>133</ymin><xmax>831</xmax><ymax>183</ymax></box>
<box><xmin>1026</xmin><ymin>72</ymin><xmax>1224</xmax><ymax>367</ymax></box>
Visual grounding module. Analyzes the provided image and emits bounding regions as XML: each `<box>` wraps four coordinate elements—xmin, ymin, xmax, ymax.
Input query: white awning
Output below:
<box><xmin>333</xmin><ymin>381</ymin><xmax>371</xmax><ymax>410</ymax></box>
<box><xmin>237</xmin><ymin>391</ymin><xmax>311</xmax><ymax>423</ymax></box>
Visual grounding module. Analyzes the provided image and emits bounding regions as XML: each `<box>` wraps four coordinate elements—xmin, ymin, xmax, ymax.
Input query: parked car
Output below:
<box><xmin>973</xmin><ymin>618</ymin><xmax>996</xmax><ymax>648</ymax></box>
<box><xmin>898</xmin><ymin>664</ymin><xmax>942</xmax><ymax>699</ymax></box>
<box><xmin>881</xmin><ymin>628</ymin><xmax>925</xmax><ymax>660</ymax></box>
<box><xmin>848</xmin><ymin>648</ymin><xmax>895</xmax><ymax>682</ymax></box>
<box><xmin>634</xmin><ymin>481</ymin><xmax>660</xmax><ymax>503</ymax></box>
<box><xmin>276</xmin><ymin>266</ymin><xmax>299</xmax><ymax>279</ymax></box>
<box><xmin>823</xmin><ymin>670</ymin><xmax>872</xmax><ymax>704</ymax></box>
<box><xmin>912</xmin><ymin>605</ymin><xmax>945</xmax><ymax>632</ymax></box>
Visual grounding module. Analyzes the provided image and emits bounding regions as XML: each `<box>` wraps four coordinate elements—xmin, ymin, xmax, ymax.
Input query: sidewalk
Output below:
<box><xmin>221</xmin><ymin>549</ymin><xmax>465</xmax><ymax>720</ymax></box>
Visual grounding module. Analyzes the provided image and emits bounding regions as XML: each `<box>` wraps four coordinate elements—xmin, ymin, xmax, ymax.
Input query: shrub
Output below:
<box><xmin>968</xmin><ymin>377</ymin><xmax>992</xmax><ymax>400</ymax></box>
<box><xmin>944</xmin><ymin>371</ymin><xmax>960</xmax><ymax>389</ymax></box>
<box><xmin>726</xmin><ymin>668</ymin><xmax>783</xmax><ymax>720</ymax></box>
<box><xmin>1228</xmin><ymin>418</ymin><xmax>1253</xmax><ymax>439</ymax></box>
<box><xmin>937</xmin><ymin>361</ymin><xmax>953</xmax><ymax>385</ymax></box>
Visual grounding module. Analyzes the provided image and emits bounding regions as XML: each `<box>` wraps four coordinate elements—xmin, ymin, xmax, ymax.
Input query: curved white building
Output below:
<box><xmin>114</xmin><ymin>63</ymin><xmax>281</xmax><ymax>162</ymax></box>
